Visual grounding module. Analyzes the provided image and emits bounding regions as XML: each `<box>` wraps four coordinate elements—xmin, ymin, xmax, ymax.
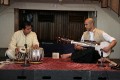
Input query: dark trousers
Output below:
<box><xmin>71</xmin><ymin>47</ymin><xmax>101</xmax><ymax>63</ymax></box>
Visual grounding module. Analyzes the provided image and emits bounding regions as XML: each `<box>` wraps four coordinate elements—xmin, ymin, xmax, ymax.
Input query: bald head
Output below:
<box><xmin>84</xmin><ymin>18</ymin><xmax>95</xmax><ymax>31</ymax></box>
<box><xmin>85</xmin><ymin>18</ymin><xmax>95</xmax><ymax>24</ymax></box>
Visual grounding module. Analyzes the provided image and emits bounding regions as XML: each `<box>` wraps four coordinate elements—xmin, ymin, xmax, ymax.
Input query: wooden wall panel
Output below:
<box><xmin>14</xmin><ymin>8</ymin><xmax>19</xmax><ymax>31</ymax></box>
<box><xmin>108</xmin><ymin>0</ymin><xmax>120</xmax><ymax>16</ymax></box>
<box><xmin>111</xmin><ymin>0</ymin><xmax>119</xmax><ymax>13</ymax></box>
<box><xmin>101</xmin><ymin>0</ymin><xmax>108</xmax><ymax>8</ymax></box>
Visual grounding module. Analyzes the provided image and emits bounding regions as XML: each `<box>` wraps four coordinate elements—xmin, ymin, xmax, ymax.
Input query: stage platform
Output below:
<box><xmin>0</xmin><ymin>57</ymin><xmax>120</xmax><ymax>80</ymax></box>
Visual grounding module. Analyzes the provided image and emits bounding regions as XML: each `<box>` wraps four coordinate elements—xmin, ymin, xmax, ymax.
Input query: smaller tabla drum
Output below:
<box><xmin>16</xmin><ymin>47</ymin><xmax>30</xmax><ymax>61</ymax></box>
<box><xmin>29</xmin><ymin>48</ymin><xmax>44</xmax><ymax>62</ymax></box>
<box><xmin>16</xmin><ymin>52</ymin><xmax>25</xmax><ymax>61</ymax></box>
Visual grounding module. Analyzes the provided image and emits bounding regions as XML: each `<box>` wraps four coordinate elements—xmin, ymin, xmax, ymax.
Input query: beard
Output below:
<box><xmin>86</xmin><ymin>28</ymin><xmax>90</xmax><ymax>31</ymax></box>
<box><xmin>86</xmin><ymin>27</ymin><xmax>92</xmax><ymax>31</ymax></box>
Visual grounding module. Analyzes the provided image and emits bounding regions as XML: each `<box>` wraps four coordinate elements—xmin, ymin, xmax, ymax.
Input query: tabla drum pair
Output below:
<box><xmin>16</xmin><ymin>48</ymin><xmax>44</xmax><ymax>62</ymax></box>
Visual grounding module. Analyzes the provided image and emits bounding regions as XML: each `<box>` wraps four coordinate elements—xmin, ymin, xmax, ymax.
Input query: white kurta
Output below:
<box><xmin>6</xmin><ymin>30</ymin><xmax>39</xmax><ymax>59</ymax></box>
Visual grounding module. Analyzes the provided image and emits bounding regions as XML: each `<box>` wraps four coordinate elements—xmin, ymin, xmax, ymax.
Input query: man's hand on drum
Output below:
<box><xmin>15</xmin><ymin>48</ymin><xmax>19</xmax><ymax>56</ymax></box>
<box><xmin>32</xmin><ymin>44</ymin><xmax>39</xmax><ymax>49</ymax></box>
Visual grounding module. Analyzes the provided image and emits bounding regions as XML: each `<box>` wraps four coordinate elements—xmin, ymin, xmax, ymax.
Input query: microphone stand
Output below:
<box><xmin>98</xmin><ymin>49</ymin><xmax>106</xmax><ymax>67</ymax></box>
<box><xmin>21</xmin><ymin>44</ymin><xmax>30</xmax><ymax>67</ymax></box>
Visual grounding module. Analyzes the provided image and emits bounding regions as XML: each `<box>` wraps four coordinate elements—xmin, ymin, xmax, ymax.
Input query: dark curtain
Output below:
<box><xmin>18</xmin><ymin>10</ymin><xmax>87</xmax><ymax>42</ymax></box>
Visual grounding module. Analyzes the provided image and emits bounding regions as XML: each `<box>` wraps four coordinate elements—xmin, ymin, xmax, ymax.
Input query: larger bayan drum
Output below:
<box><xmin>29</xmin><ymin>48</ymin><xmax>44</xmax><ymax>62</ymax></box>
